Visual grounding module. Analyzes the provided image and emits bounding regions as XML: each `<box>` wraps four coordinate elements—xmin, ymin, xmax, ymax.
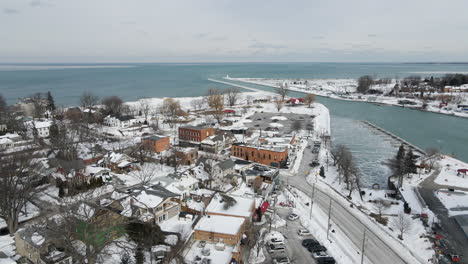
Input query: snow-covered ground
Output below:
<box><xmin>436</xmin><ymin>190</ymin><xmax>468</xmax><ymax>216</ymax></box>
<box><xmin>228</xmin><ymin>77</ymin><xmax>468</xmax><ymax>118</ymax></box>
<box><xmin>434</xmin><ymin>156</ymin><xmax>468</xmax><ymax>188</ymax></box>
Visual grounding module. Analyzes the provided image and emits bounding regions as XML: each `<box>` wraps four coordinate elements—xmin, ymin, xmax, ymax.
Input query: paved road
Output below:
<box><xmin>275</xmin><ymin>207</ymin><xmax>317</xmax><ymax>264</ymax></box>
<box><xmin>281</xmin><ymin>138</ymin><xmax>413</xmax><ymax>264</ymax></box>
<box><xmin>419</xmin><ymin>167</ymin><xmax>468</xmax><ymax>263</ymax></box>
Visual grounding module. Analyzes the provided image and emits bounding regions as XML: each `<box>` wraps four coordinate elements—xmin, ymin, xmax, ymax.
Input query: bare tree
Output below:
<box><xmin>304</xmin><ymin>94</ymin><xmax>316</xmax><ymax>108</ymax></box>
<box><xmin>206</xmin><ymin>89</ymin><xmax>224</xmax><ymax>124</ymax></box>
<box><xmin>0</xmin><ymin>153</ymin><xmax>39</xmax><ymax>232</ymax></box>
<box><xmin>161</xmin><ymin>98</ymin><xmax>183</xmax><ymax>128</ymax></box>
<box><xmin>44</xmin><ymin>201</ymin><xmax>132</xmax><ymax>264</ymax></box>
<box><xmin>225</xmin><ymin>87</ymin><xmax>241</xmax><ymax>107</ymax></box>
<box><xmin>130</xmin><ymin>164</ymin><xmax>159</xmax><ymax>185</ymax></box>
<box><xmin>393</xmin><ymin>211</ymin><xmax>413</xmax><ymax>240</ymax></box>
<box><xmin>102</xmin><ymin>96</ymin><xmax>123</xmax><ymax>115</ymax></box>
<box><xmin>80</xmin><ymin>91</ymin><xmax>99</xmax><ymax>109</ymax></box>
<box><xmin>274</xmin><ymin>97</ymin><xmax>284</xmax><ymax>112</ymax></box>
<box><xmin>425</xmin><ymin>147</ymin><xmax>440</xmax><ymax>172</ymax></box>
<box><xmin>357</xmin><ymin>75</ymin><xmax>374</xmax><ymax>94</ymax></box>
<box><xmin>330</xmin><ymin>144</ymin><xmax>347</xmax><ymax>166</ymax></box>
<box><xmin>30</xmin><ymin>92</ymin><xmax>46</xmax><ymax>118</ymax></box>
<box><xmin>276</xmin><ymin>83</ymin><xmax>289</xmax><ymax>101</ymax></box>
<box><xmin>139</xmin><ymin>99</ymin><xmax>151</xmax><ymax>123</ymax></box>
<box><xmin>246</xmin><ymin>95</ymin><xmax>254</xmax><ymax>105</ymax></box>
<box><xmin>374</xmin><ymin>199</ymin><xmax>388</xmax><ymax>222</ymax></box>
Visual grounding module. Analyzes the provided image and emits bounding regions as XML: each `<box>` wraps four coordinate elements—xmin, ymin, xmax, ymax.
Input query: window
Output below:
<box><xmin>274</xmin><ymin>156</ymin><xmax>277</xmax><ymax>160</ymax></box>
<box><xmin>269</xmin><ymin>154</ymin><xmax>271</xmax><ymax>159</ymax></box>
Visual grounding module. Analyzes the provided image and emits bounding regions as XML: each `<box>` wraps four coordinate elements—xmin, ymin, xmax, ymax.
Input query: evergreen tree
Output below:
<box><xmin>58</xmin><ymin>186</ymin><xmax>65</xmax><ymax>197</ymax></box>
<box><xmin>319</xmin><ymin>166</ymin><xmax>325</xmax><ymax>178</ymax></box>
<box><xmin>134</xmin><ymin>247</ymin><xmax>145</xmax><ymax>264</ymax></box>
<box><xmin>389</xmin><ymin>144</ymin><xmax>406</xmax><ymax>188</ymax></box>
<box><xmin>404</xmin><ymin>150</ymin><xmax>417</xmax><ymax>175</ymax></box>
<box><xmin>46</xmin><ymin>91</ymin><xmax>56</xmax><ymax>111</ymax></box>
<box><xmin>32</xmin><ymin>122</ymin><xmax>39</xmax><ymax>139</ymax></box>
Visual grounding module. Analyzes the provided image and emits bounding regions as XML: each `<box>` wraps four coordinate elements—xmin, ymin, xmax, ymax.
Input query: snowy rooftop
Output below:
<box><xmin>184</xmin><ymin>240</ymin><xmax>235</xmax><ymax>264</ymax></box>
<box><xmin>205</xmin><ymin>194</ymin><xmax>254</xmax><ymax>218</ymax></box>
<box><xmin>195</xmin><ymin>215</ymin><xmax>244</xmax><ymax>235</ymax></box>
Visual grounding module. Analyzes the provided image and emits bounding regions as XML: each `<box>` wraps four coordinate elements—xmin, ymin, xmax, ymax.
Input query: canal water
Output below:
<box><xmin>224</xmin><ymin>79</ymin><xmax>468</xmax><ymax>187</ymax></box>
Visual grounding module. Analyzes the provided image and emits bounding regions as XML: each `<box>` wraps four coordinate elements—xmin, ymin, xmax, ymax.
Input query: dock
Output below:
<box><xmin>361</xmin><ymin>121</ymin><xmax>426</xmax><ymax>156</ymax></box>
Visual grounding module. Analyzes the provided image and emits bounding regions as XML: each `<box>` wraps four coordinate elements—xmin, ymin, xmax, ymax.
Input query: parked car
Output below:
<box><xmin>298</xmin><ymin>228</ymin><xmax>311</xmax><ymax>236</ymax></box>
<box><xmin>311</xmin><ymin>159</ymin><xmax>320</xmax><ymax>166</ymax></box>
<box><xmin>288</xmin><ymin>213</ymin><xmax>299</xmax><ymax>221</ymax></box>
<box><xmin>268</xmin><ymin>237</ymin><xmax>284</xmax><ymax>246</ymax></box>
<box><xmin>312</xmin><ymin>251</ymin><xmax>329</xmax><ymax>259</ymax></box>
<box><xmin>312</xmin><ymin>148</ymin><xmax>320</xmax><ymax>154</ymax></box>
<box><xmin>317</xmin><ymin>257</ymin><xmax>336</xmax><ymax>264</ymax></box>
<box><xmin>273</xmin><ymin>257</ymin><xmax>291</xmax><ymax>264</ymax></box>
<box><xmin>302</xmin><ymin>239</ymin><xmax>319</xmax><ymax>248</ymax></box>
<box><xmin>268</xmin><ymin>244</ymin><xmax>286</xmax><ymax>254</ymax></box>
<box><xmin>308</xmin><ymin>245</ymin><xmax>327</xmax><ymax>253</ymax></box>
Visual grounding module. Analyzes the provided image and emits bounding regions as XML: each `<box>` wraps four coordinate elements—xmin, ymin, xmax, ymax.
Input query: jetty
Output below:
<box><xmin>361</xmin><ymin>121</ymin><xmax>426</xmax><ymax>156</ymax></box>
<box><xmin>207</xmin><ymin>78</ymin><xmax>275</xmax><ymax>94</ymax></box>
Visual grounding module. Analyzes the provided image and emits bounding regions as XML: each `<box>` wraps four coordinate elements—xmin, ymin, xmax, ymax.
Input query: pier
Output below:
<box><xmin>361</xmin><ymin>121</ymin><xmax>426</xmax><ymax>156</ymax></box>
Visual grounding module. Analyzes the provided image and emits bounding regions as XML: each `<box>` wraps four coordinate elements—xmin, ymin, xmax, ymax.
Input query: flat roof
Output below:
<box><xmin>205</xmin><ymin>194</ymin><xmax>254</xmax><ymax>218</ymax></box>
<box><xmin>195</xmin><ymin>215</ymin><xmax>244</xmax><ymax>235</ymax></box>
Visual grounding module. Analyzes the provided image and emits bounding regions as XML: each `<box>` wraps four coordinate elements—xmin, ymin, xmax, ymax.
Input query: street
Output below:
<box><xmin>281</xmin><ymin>137</ymin><xmax>412</xmax><ymax>264</ymax></box>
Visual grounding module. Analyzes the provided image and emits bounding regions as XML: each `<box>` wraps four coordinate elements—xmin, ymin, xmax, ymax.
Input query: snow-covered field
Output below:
<box><xmin>434</xmin><ymin>156</ymin><xmax>468</xmax><ymax>188</ymax></box>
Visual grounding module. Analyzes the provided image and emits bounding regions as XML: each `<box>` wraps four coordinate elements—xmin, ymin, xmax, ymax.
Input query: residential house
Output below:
<box><xmin>99</xmin><ymin>152</ymin><xmax>136</xmax><ymax>173</ymax></box>
<box><xmin>15</xmin><ymin>228</ymin><xmax>73</xmax><ymax>264</ymax></box>
<box><xmin>27</xmin><ymin>120</ymin><xmax>52</xmax><ymax>138</ymax></box>
<box><xmin>165</xmin><ymin>174</ymin><xmax>200</xmax><ymax>200</ymax></box>
<box><xmin>178</xmin><ymin>126</ymin><xmax>215</xmax><ymax>147</ymax></box>
<box><xmin>212</xmin><ymin>159</ymin><xmax>236</xmax><ymax>181</ymax></box>
<box><xmin>0</xmin><ymin>133</ymin><xmax>31</xmax><ymax>151</ymax></box>
<box><xmin>201</xmin><ymin>131</ymin><xmax>236</xmax><ymax>154</ymax></box>
<box><xmin>142</xmin><ymin>135</ymin><xmax>170</xmax><ymax>153</ymax></box>
<box><xmin>175</xmin><ymin>148</ymin><xmax>198</xmax><ymax>166</ymax></box>
<box><xmin>103</xmin><ymin>115</ymin><xmax>138</xmax><ymax>128</ymax></box>
<box><xmin>48</xmin><ymin>158</ymin><xmax>88</xmax><ymax>185</ymax></box>
<box><xmin>108</xmin><ymin>185</ymin><xmax>180</xmax><ymax>224</ymax></box>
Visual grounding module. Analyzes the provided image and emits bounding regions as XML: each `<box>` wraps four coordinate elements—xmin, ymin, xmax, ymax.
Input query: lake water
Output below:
<box><xmin>1</xmin><ymin>62</ymin><xmax>468</xmax><ymax>186</ymax></box>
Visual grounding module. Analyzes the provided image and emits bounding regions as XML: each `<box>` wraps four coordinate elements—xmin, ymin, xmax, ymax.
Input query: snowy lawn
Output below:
<box><xmin>436</xmin><ymin>190</ymin><xmax>468</xmax><ymax>216</ymax></box>
<box><xmin>434</xmin><ymin>156</ymin><xmax>468</xmax><ymax>188</ymax></box>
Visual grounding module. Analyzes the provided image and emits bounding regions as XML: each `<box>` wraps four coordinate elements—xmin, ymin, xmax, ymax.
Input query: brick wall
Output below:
<box><xmin>231</xmin><ymin>145</ymin><xmax>288</xmax><ymax>168</ymax></box>
<box><xmin>142</xmin><ymin>137</ymin><xmax>170</xmax><ymax>153</ymax></box>
<box><xmin>179</xmin><ymin>127</ymin><xmax>215</xmax><ymax>142</ymax></box>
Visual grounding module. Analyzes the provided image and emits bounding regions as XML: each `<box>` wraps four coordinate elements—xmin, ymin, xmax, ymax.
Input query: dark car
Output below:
<box><xmin>302</xmin><ymin>239</ymin><xmax>319</xmax><ymax>248</ymax></box>
<box><xmin>317</xmin><ymin>257</ymin><xmax>335</xmax><ymax>264</ymax></box>
<box><xmin>308</xmin><ymin>245</ymin><xmax>327</xmax><ymax>253</ymax></box>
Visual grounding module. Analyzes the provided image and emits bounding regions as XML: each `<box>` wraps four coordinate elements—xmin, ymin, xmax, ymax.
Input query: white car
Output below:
<box><xmin>312</xmin><ymin>251</ymin><xmax>329</xmax><ymax>259</ymax></box>
<box><xmin>288</xmin><ymin>213</ymin><xmax>299</xmax><ymax>221</ymax></box>
<box><xmin>297</xmin><ymin>228</ymin><xmax>311</xmax><ymax>236</ymax></box>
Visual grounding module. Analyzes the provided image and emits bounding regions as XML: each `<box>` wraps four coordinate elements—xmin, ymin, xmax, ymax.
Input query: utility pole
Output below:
<box><xmin>309</xmin><ymin>183</ymin><xmax>315</xmax><ymax>219</ymax></box>
<box><xmin>361</xmin><ymin>229</ymin><xmax>367</xmax><ymax>264</ymax></box>
<box><xmin>327</xmin><ymin>199</ymin><xmax>333</xmax><ymax>240</ymax></box>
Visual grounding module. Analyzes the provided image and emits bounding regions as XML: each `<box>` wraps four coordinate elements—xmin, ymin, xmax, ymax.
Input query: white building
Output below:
<box><xmin>103</xmin><ymin>115</ymin><xmax>138</xmax><ymax>128</ymax></box>
<box><xmin>26</xmin><ymin>120</ymin><xmax>52</xmax><ymax>138</ymax></box>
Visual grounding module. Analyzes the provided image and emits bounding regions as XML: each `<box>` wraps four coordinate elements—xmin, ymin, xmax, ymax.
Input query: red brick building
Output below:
<box><xmin>231</xmin><ymin>143</ymin><xmax>288</xmax><ymax>168</ymax></box>
<box><xmin>178</xmin><ymin>126</ymin><xmax>215</xmax><ymax>143</ymax></box>
<box><xmin>142</xmin><ymin>135</ymin><xmax>170</xmax><ymax>153</ymax></box>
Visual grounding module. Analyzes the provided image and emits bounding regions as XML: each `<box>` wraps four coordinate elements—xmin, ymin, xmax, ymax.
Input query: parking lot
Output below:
<box><xmin>244</xmin><ymin>112</ymin><xmax>315</xmax><ymax>135</ymax></box>
<box><xmin>262</xmin><ymin>206</ymin><xmax>320</xmax><ymax>264</ymax></box>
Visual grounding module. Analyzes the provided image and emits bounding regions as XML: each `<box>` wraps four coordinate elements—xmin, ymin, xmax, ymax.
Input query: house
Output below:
<box><xmin>27</xmin><ymin>120</ymin><xmax>52</xmax><ymax>138</ymax></box>
<box><xmin>201</xmin><ymin>131</ymin><xmax>236</xmax><ymax>154</ymax></box>
<box><xmin>175</xmin><ymin>148</ymin><xmax>198</xmax><ymax>165</ymax></box>
<box><xmin>233</xmin><ymin>159</ymin><xmax>254</xmax><ymax>174</ymax></box>
<box><xmin>108</xmin><ymin>185</ymin><xmax>180</xmax><ymax>224</ymax></box>
<box><xmin>15</xmin><ymin>228</ymin><xmax>73</xmax><ymax>264</ymax></box>
<box><xmin>99</xmin><ymin>152</ymin><xmax>136</xmax><ymax>173</ymax></box>
<box><xmin>48</xmin><ymin>158</ymin><xmax>88</xmax><ymax>184</ymax></box>
<box><xmin>243</xmin><ymin>165</ymin><xmax>279</xmax><ymax>188</ymax></box>
<box><xmin>0</xmin><ymin>133</ymin><xmax>31</xmax><ymax>150</ymax></box>
<box><xmin>103</xmin><ymin>115</ymin><xmax>138</xmax><ymax>128</ymax></box>
<box><xmin>165</xmin><ymin>174</ymin><xmax>200</xmax><ymax>200</ymax></box>
<box><xmin>178</xmin><ymin>126</ymin><xmax>215</xmax><ymax>146</ymax></box>
<box><xmin>213</xmin><ymin>159</ymin><xmax>236</xmax><ymax>180</ymax></box>
<box><xmin>142</xmin><ymin>135</ymin><xmax>170</xmax><ymax>153</ymax></box>
<box><xmin>205</xmin><ymin>193</ymin><xmax>255</xmax><ymax>220</ymax></box>
<box><xmin>231</xmin><ymin>143</ymin><xmax>288</xmax><ymax>168</ymax></box>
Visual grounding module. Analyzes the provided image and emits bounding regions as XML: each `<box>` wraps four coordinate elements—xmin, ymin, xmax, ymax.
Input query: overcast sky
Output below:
<box><xmin>1</xmin><ymin>0</ymin><xmax>468</xmax><ymax>63</ymax></box>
